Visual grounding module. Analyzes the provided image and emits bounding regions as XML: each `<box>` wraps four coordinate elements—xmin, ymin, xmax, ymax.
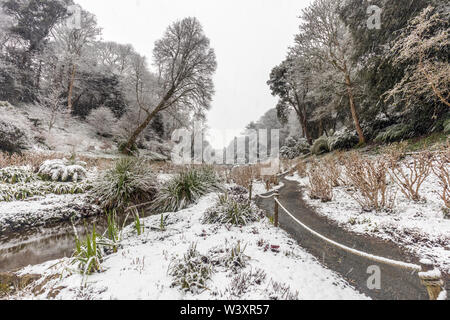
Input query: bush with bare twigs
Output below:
<box><xmin>322</xmin><ymin>157</ymin><xmax>341</xmax><ymax>187</ymax></box>
<box><xmin>307</xmin><ymin>161</ymin><xmax>333</xmax><ymax>202</ymax></box>
<box><xmin>388</xmin><ymin>152</ymin><xmax>434</xmax><ymax>202</ymax></box>
<box><xmin>343</xmin><ymin>153</ymin><xmax>396</xmax><ymax>211</ymax></box>
<box><xmin>432</xmin><ymin>149</ymin><xmax>449</xmax><ymax>209</ymax></box>
<box><xmin>296</xmin><ymin>160</ymin><xmax>307</xmax><ymax>178</ymax></box>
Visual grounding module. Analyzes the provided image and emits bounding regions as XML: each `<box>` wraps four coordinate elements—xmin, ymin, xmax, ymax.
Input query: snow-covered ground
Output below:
<box><xmin>285</xmin><ymin>164</ymin><xmax>450</xmax><ymax>274</ymax></box>
<box><xmin>11</xmin><ymin>193</ymin><xmax>368</xmax><ymax>300</ymax></box>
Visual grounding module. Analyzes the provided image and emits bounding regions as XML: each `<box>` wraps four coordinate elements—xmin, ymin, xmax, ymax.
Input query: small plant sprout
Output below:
<box><xmin>133</xmin><ymin>209</ymin><xmax>145</xmax><ymax>236</ymax></box>
<box><xmin>72</xmin><ymin>224</ymin><xmax>103</xmax><ymax>275</ymax></box>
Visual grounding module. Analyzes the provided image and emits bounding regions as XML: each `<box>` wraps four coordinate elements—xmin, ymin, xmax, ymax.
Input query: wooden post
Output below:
<box><xmin>419</xmin><ymin>260</ymin><xmax>445</xmax><ymax>300</ymax></box>
<box><xmin>274</xmin><ymin>192</ymin><xmax>280</xmax><ymax>228</ymax></box>
<box><xmin>249</xmin><ymin>181</ymin><xmax>253</xmax><ymax>202</ymax></box>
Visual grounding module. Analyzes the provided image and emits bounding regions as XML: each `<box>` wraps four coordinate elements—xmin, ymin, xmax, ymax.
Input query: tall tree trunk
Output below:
<box><xmin>293</xmin><ymin>94</ymin><xmax>312</xmax><ymax>145</ymax></box>
<box><xmin>67</xmin><ymin>64</ymin><xmax>76</xmax><ymax>114</ymax></box>
<box><xmin>344</xmin><ymin>71</ymin><xmax>365</xmax><ymax>144</ymax></box>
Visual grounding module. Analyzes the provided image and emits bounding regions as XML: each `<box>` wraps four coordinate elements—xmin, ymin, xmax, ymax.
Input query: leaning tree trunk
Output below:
<box><xmin>122</xmin><ymin>88</ymin><xmax>175</xmax><ymax>155</ymax></box>
<box><xmin>344</xmin><ymin>71</ymin><xmax>365</xmax><ymax>144</ymax></box>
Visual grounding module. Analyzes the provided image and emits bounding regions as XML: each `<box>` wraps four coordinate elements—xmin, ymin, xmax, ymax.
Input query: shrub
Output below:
<box><xmin>328</xmin><ymin>128</ymin><xmax>359</xmax><ymax>151</ymax></box>
<box><xmin>38</xmin><ymin>159</ymin><xmax>87</xmax><ymax>182</ymax></box>
<box><xmin>280</xmin><ymin>138</ymin><xmax>310</xmax><ymax>159</ymax></box>
<box><xmin>203</xmin><ymin>193</ymin><xmax>262</xmax><ymax>226</ymax></box>
<box><xmin>432</xmin><ymin>149</ymin><xmax>449</xmax><ymax>209</ymax></box>
<box><xmin>226</xmin><ymin>268</ymin><xmax>267</xmax><ymax>298</ymax></box>
<box><xmin>307</xmin><ymin>161</ymin><xmax>333</xmax><ymax>202</ymax></box>
<box><xmin>322</xmin><ymin>157</ymin><xmax>342</xmax><ymax>187</ymax></box>
<box><xmin>311</xmin><ymin>136</ymin><xmax>330</xmax><ymax>155</ymax></box>
<box><xmin>91</xmin><ymin>158</ymin><xmax>158</xmax><ymax>212</ymax></box>
<box><xmin>296</xmin><ymin>160</ymin><xmax>307</xmax><ymax>178</ymax></box>
<box><xmin>444</xmin><ymin>118</ymin><xmax>450</xmax><ymax>134</ymax></box>
<box><xmin>169</xmin><ymin>243</ymin><xmax>213</xmax><ymax>293</ymax></box>
<box><xmin>389</xmin><ymin>152</ymin><xmax>434</xmax><ymax>202</ymax></box>
<box><xmin>88</xmin><ymin>107</ymin><xmax>117</xmax><ymax>138</ymax></box>
<box><xmin>375</xmin><ymin>124</ymin><xmax>413</xmax><ymax>144</ymax></box>
<box><xmin>0</xmin><ymin>167</ymin><xmax>35</xmax><ymax>184</ymax></box>
<box><xmin>0</xmin><ymin>116</ymin><xmax>31</xmax><ymax>153</ymax></box>
<box><xmin>343</xmin><ymin>153</ymin><xmax>396</xmax><ymax>211</ymax></box>
<box><xmin>222</xmin><ymin>242</ymin><xmax>250</xmax><ymax>271</ymax></box>
<box><xmin>152</xmin><ymin>167</ymin><xmax>222</xmax><ymax>213</ymax></box>
<box><xmin>230</xmin><ymin>166</ymin><xmax>254</xmax><ymax>189</ymax></box>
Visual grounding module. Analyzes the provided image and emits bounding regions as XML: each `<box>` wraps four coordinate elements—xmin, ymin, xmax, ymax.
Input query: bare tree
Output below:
<box><xmin>385</xmin><ymin>5</ymin><xmax>449</xmax><ymax>110</ymax></box>
<box><xmin>37</xmin><ymin>85</ymin><xmax>66</xmax><ymax>131</ymax></box>
<box><xmin>52</xmin><ymin>8</ymin><xmax>101</xmax><ymax>113</ymax></box>
<box><xmin>294</xmin><ymin>0</ymin><xmax>365</xmax><ymax>144</ymax></box>
<box><xmin>122</xmin><ymin>17</ymin><xmax>217</xmax><ymax>154</ymax></box>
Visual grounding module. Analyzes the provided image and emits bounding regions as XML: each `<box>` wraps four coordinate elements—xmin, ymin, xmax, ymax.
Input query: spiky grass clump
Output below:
<box><xmin>169</xmin><ymin>243</ymin><xmax>213</xmax><ymax>293</ymax></box>
<box><xmin>203</xmin><ymin>193</ymin><xmax>262</xmax><ymax>226</ymax></box>
<box><xmin>152</xmin><ymin>167</ymin><xmax>222</xmax><ymax>213</ymax></box>
<box><xmin>91</xmin><ymin>158</ymin><xmax>158</xmax><ymax>212</ymax></box>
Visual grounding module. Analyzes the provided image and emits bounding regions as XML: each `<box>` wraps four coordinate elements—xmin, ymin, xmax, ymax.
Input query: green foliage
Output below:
<box><xmin>311</xmin><ymin>136</ymin><xmax>330</xmax><ymax>155</ymax></box>
<box><xmin>91</xmin><ymin>157</ymin><xmax>158</xmax><ymax>212</ymax></box>
<box><xmin>133</xmin><ymin>209</ymin><xmax>144</xmax><ymax>236</ymax></box>
<box><xmin>328</xmin><ymin>128</ymin><xmax>359</xmax><ymax>151</ymax></box>
<box><xmin>203</xmin><ymin>193</ymin><xmax>261</xmax><ymax>226</ymax></box>
<box><xmin>72</xmin><ymin>224</ymin><xmax>103</xmax><ymax>275</ymax></box>
<box><xmin>444</xmin><ymin>119</ymin><xmax>450</xmax><ymax>134</ymax></box>
<box><xmin>223</xmin><ymin>241</ymin><xmax>249</xmax><ymax>271</ymax></box>
<box><xmin>375</xmin><ymin>124</ymin><xmax>413</xmax><ymax>144</ymax></box>
<box><xmin>152</xmin><ymin>167</ymin><xmax>222</xmax><ymax>213</ymax></box>
<box><xmin>169</xmin><ymin>243</ymin><xmax>213</xmax><ymax>293</ymax></box>
<box><xmin>0</xmin><ymin>167</ymin><xmax>35</xmax><ymax>184</ymax></box>
<box><xmin>0</xmin><ymin>181</ymin><xmax>90</xmax><ymax>202</ymax></box>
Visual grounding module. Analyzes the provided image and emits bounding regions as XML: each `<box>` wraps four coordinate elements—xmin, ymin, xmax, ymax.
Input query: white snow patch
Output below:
<box><xmin>14</xmin><ymin>194</ymin><xmax>368</xmax><ymax>300</ymax></box>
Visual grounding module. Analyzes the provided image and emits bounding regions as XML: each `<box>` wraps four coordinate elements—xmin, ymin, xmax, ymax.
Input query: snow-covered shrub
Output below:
<box><xmin>311</xmin><ymin>136</ymin><xmax>330</xmax><ymax>155</ymax></box>
<box><xmin>328</xmin><ymin>128</ymin><xmax>359</xmax><ymax>151</ymax></box>
<box><xmin>343</xmin><ymin>153</ymin><xmax>396</xmax><ymax>211</ymax></box>
<box><xmin>203</xmin><ymin>193</ymin><xmax>262</xmax><ymax>226</ymax></box>
<box><xmin>152</xmin><ymin>167</ymin><xmax>222</xmax><ymax>213</ymax></box>
<box><xmin>388</xmin><ymin>152</ymin><xmax>433</xmax><ymax>202</ymax></box>
<box><xmin>0</xmin><ymin>115</ymin><xmax>31</xmax><ymax>153</ymax></box>
<box><xmin>169</xmin><ymin>243</ymin><xmax>213</xmax><ymax>294</ymax></box>
<box><xmin>322</xmin><ymin>157</ymin><xmax>342</xmax><ymax>187</ymax></box>
<box><xmin>307</xmin><ymin>161</ymin><xmax>333</xmax><ymax>202</ymax></box>
<box><xmin>280</xmin><ymin>137</ymin><xmax>310</xmax><ymax>159</ymax></box>
<box><xmin>88</xmin><ymin>107</ymin><xmax>117</xmax><ymax>138</ymax></box>
<box><xmin>221</xmin><ymin>242</ymin><xmax>250</xmax><ymax>271</ymax></box>
<box><xmin>91</xmin><ymin>158</ymin><xmax>158</xmax><ymax>212</ymax></box>
<box><xmin>266</xmin><ymin>280</ymin><xmax>299</xmax><ymax>300</ymax></box>
<box><xmin>375</xmin><ymin>124</ymin><xmax>413</xmax><ymax>144</ymax></box>
<box><xmin>296</xmin><ymin>160</ymin><xmax>307</xmax><ymax>178</ymax></box>
<box><xmin>226</xmin><ymin>268</ymin><xmax>267</xmax><ymax>298</ymax></box>
<box><xmin>38</xmin><ymin>159</ymin><xmax>87</xmax><ymax>182</ymax></box>
<box><xmin>0</xmin><ymin>167</ymin><xmax>35</xmax><ymax>183</ymax></box>
<box><xmin>0</xmin><ymin>181</ymin><xmax>90</xmax><ymax>202</ymax></box>
<box><xmin>432</xmin><ymin>149</ymin><xmax>449</xmax><ymax>209</ymax></box>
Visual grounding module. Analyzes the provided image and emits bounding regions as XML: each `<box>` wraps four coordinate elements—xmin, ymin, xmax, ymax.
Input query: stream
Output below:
<box><xmin>0</xmin><ymin>215</ymin><xmax>115</xmax><ymax>272</ymax></box>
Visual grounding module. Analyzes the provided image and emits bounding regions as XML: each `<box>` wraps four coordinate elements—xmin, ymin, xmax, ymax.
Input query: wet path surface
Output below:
<box><xmin>256</xmin><ymin>178</ymin><xmax>449</xmax><ymax>300</ymax></box>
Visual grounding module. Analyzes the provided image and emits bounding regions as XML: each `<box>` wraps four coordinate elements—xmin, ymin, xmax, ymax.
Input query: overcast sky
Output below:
<box><xmin>75</xmin><ymin>0</ymin><xmax>312</xmax><ymax>148</ymax></box>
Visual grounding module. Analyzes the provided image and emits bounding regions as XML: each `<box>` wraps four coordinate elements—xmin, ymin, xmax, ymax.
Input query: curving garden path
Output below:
<box><xmin>255</xmin><ymin>178</ymin><xmax>449</xmax><ymax>300</ymax></box>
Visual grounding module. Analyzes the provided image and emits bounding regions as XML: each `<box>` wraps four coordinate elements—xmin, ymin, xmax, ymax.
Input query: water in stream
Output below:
<box><xmin>0</xmin><ymin>216</ymin><xmax>109</xmax><ymax>272</ymax></box>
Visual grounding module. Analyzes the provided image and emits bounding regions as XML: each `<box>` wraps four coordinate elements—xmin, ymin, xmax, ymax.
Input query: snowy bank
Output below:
<box><xmin>12</xmin><ymin>194</ymin><xmax>368</xmax><ymax>300</ymax></box>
